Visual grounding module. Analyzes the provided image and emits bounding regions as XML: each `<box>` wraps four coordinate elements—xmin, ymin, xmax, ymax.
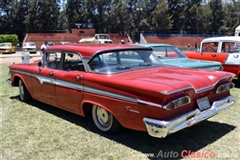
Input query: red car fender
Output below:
<box><xmin>12</xmin><ymin>73</ymin><xmax>34</xmax><ymax>99</ymax></box>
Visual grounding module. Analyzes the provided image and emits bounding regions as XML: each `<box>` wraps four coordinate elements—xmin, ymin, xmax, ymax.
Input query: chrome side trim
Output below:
<box><xmin>55</xmin><ymin>79</ymin><xmax>84</xmax><ymax>91</ymax></box>
<box><xmin>137</xmin><ymin>99</ymin><xmax>163</xmax><ymax>108</ymax></box>
<box><xmin>160</xmin><ymin>75</ymin><xmax>234</xmax><ymax>95</ymax></box>
<box><xmin>32</xmin><ymin>74</ymin><xmax>55</xmax><ymax>85</ymax></box>
<box><xmin>143</xmin><ymin>95</ymin><xmax>235</xmax><ymax>138</ymax></box>
<box><xmin>84</xmin><ymin>86</ymin><xmax>138</xmax><ymax>103</ymax></box>
<box><xmin>160</xmin><ymin>86</ymin><xmax>193</xmax><ymax>95</ymax></box>
<box><xmin>10</xmin><ymin>69</ymin><xmax>138</xmax><ymax>103</ymax></box>
<box><xmin>11</xmin><ymin>69</ymin><xmax>32</xmax><ymax>77</ymax></box>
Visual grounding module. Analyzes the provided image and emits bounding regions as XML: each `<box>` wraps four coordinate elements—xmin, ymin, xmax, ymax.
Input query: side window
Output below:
<box><xmin>45</xmin><ymin>52</ymin><xmax>62</xmax><ymax>69</ymax></box>
<box><xmin>153</xmin><ymin>46</ymin><xmax>182</xmax><ymax>58</ymax></box>
<box><xmin>202</xmin><ymin>42</ymin><xmax>218</xmax><ymax>52</ymax></box>
<box><xmin>106</xmin><ymin>51</ymin><xmax>142</xmax><ymax>65</ymax></box>
<box><xmin>63</xmin><ymin>52</ymin><xmax>85</xmax><ymax>71</ymax></box>
<box><xmin>152</xmin><ymin>47</ymin><xmax>166</xmax><ymax>58</ymax></box>
<box><xmin>235</xmin><ymin>43</ymin><xmax>240</xmax><ymax>51</ymax></box>
<box><xmin>222</xmin><ymin>42</ymin><xmax>236</xmax><ymax>52</ymax></box>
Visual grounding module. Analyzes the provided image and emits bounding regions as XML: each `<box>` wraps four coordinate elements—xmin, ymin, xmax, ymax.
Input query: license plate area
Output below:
<box><xmin>197</xmin><ymin>96</ymin><xmax>211</xmax><ymax>111</ymax></box>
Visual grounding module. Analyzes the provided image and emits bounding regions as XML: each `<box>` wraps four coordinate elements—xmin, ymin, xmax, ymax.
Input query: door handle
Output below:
<box><xmin>75</xmin><ymin>75</ymin><xmax>82</xmax><ymax>82</ymax></box>
<box><xmin>211</xmin><ymin>54</ymin><xmax>216</xmax><ymax>57</ymax></box>
<box><xmin>49</xmin><ymin>71</ymin><xmax>54</xmax><ymax>76</ymax></box>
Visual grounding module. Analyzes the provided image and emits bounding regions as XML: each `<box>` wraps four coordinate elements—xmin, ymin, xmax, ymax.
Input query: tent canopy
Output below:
<box><xmin>235</xmin><ymin>25</ymin><xmax>240</xmax><ymax>36</ymax></box>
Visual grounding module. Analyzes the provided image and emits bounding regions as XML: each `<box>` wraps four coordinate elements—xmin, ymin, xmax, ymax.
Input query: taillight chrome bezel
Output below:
<box><xmin>216</xmin><ymin>82</ymin><xmax>235</xmax><ymax>94</ymax></box>
<box><xmin>163</xmin><ymin>96</ymin><xmax>191</xmax><ymax>110</ymax></box>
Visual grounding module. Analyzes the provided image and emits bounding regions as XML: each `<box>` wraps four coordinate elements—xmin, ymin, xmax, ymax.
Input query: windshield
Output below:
<box><xmin>88</xmin><ymin>49</ymin><xmax>163</xmax><ymax>74</ymax></box>
<box><xmin>0</xmin><ymin>43</ymin><xmax>11</xmax><ymax>47</ymax></box>
<box><xmin>24</xmin><ymin>43</ymin><xmax>35</xmax><ymax>46</ymax></box>
<box><xmin>151</xmin><ymin>46</ymin><xmax>187</xmax><ymax>58</ymax></box>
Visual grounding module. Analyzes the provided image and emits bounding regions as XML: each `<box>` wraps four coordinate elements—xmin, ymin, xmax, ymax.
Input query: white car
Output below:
<box><xmin>47</xmin><ymin>42</ymin><xmax>55</xmax><ymax>46</ymax></box>
<box><xmin>22</xmin><ymin>42</ymin><xmax>37</xmax><ymax>54</ymax></box>
<box><xmin>60</xmin><ymin>42</ymin><xmax>71</xmax><ymax>45</ymax></box>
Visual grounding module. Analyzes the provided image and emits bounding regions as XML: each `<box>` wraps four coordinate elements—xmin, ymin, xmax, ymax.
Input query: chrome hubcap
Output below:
<box><xmin>96</xmin><ymin>107</ymin><xmax>111</xmax><ymax>127</ymax></box>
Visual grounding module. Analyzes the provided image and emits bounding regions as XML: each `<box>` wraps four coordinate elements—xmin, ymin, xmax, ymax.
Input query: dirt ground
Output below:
<box><xmin>0</xmin><ymin>51</ymin><xmax>42</xmax><ymax>64</ymax></box>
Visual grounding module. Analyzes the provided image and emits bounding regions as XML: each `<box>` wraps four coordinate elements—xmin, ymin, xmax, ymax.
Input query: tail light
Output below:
<box><xmin>216</xmin><ymin>83</ymin><xmax>234</xmax><ymax>94</ymax></box>
<box><xmin>163</xmin><ymin>96</ymin><xmax>191</xmax><ymax>110</ymax></box>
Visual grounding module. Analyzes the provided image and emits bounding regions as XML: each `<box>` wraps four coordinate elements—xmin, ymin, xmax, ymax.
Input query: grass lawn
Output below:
<box><xmin>1</xmin><ymin>63</ymin><xmax>240</xmax><ymax>160</ymax></box>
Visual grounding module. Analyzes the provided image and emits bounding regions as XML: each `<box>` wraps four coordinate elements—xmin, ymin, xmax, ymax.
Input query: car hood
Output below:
<box><xmin>0</xmin><ymin>46</ymin><xmax>11</xmax><ymax>49</ymax></box>
<box><xmin>160</xmin><ymin>58</ymin><xmax>221</xmax><ymax>69</ymax></box>
<box><xmin>23</xmin><ymin>46</ymin><xmax>36</xmax><ymax>48</ymax></box>
<box><xmin>108</xmin><ymin>67</ymin><xmax>233</xmax><ymax>94</ymax></box>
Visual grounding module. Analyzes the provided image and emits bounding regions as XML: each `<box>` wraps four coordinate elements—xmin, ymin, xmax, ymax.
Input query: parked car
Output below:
<box><xmin>137</xmin><ymin>43</ymin><xmax>223</xmax><ymax>71</ymax></box>
<box><xmin>22</xmin><ymin>42</ymin><xmax>37</xmax><ymax>54</ymax></box>
<box><xmin>47</xmin><ymin>42</ymin><xmax>55</xmax><ymax>46</ymax></box>
<box><xmin>79</xmin><ymin>34</ymin><xmax>113</xmax><ymax>44</ymax></box>
<box><xmin>60</xmin><ymin>42</ymin><xmax>71</xmax><ymax>45</ymax></box>
<box><xmin>0</xmin><ymin>42</ymin><xmax>16</xmax><ymax>54</ymax></box>
<box><xmin>183</xmin><ymin>36</ymin><xmax>240</xmax><ymax>81</ymax></box>
<box><xmin>7</xmin><ymin>44</ymin><xmax>235</xmax><ymax>138</ymax></box>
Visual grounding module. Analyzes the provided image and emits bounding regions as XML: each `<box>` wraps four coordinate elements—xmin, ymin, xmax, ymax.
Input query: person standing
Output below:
<box><xmin>40</xmin><ymin>41</ymin><xmax>48</xmax><ymax>54</ymax></box>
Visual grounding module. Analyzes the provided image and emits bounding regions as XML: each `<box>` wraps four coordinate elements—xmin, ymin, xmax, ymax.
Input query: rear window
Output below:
<box><xmin>24</xmin><ymin>43</ymin><xmax>36</xmax><ymax>46</ymax></box>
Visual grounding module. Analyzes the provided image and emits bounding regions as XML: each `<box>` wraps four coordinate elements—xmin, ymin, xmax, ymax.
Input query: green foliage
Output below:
<box><xmin>0</xmin><ymin>34</ymin><xmax>19</xmax><ymax>43</ymax></box>
<box><xmin>0</xmin><ymin>0</ymin><xmax>239</xmax><ymax>42</ymax></box>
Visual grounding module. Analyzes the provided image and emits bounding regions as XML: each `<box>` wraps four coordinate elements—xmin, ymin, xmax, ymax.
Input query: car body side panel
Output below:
<box><xmin>31</xmin><ymin>68</ymin><xmax>57</xmax><ymax>106</ymax></box>
<box><xmin>184</xmin><ymin>51</ymin><xmax>240</xmax><ymax>78</ymax></box>
<box><xmin>54</xmin><ymin>70</ymin><xmax>84</xmax><ymax>114</ymax></box>
<box><xmin>6</xmin><ymin>44</ymin><xmax>236</xmax><ymax>138</ymax></box>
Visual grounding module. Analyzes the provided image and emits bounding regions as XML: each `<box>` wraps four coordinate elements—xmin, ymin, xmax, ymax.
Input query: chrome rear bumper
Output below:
<box><xmin>143</xmin><ymin>95</ymin><xmax>235</xmax><ymax>138</ymax></box>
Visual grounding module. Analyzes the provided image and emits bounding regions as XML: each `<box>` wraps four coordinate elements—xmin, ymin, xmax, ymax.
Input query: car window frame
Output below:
<box><xmin>43</xmin><ymin>50</ymin><xmax>85</xmax><ymax>72</ymax></box>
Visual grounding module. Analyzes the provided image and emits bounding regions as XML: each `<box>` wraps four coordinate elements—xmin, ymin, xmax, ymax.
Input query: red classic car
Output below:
<box><xmin>7</xmin><ymin>44</ymin><xmax>235</xmax><ymax>138</ymax></box>
<box><xmin>183</xmin><ymin>36</ymin><xmax>240</xmax><ymax>82</ymax></box>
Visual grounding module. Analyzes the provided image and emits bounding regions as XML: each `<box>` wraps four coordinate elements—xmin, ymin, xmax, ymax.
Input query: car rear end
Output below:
<box><xmin>22</xmin><ymin>42</ymin><xmax>37</xmax><ymax>54</ymax></box>
<box><xmin>102</xmin><ymin>67</ymin><xmax>235</xmax><ymax>138</ymax></box>
<box><xmin>140</xmin><ymin>72</ymin><xmax>235</xmax><ymax>138</ymax></box>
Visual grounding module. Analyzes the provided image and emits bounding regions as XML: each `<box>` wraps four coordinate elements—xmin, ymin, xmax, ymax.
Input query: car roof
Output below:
<box><xmin>202</xmin><ymin>36</ymin><xmax>240</xmax><ymax>43</ymax></box>
<box><xmin>136</xmin><ymin>43</ymin><xmax>174</xmax><ymax>47</ymax></box>
<box><xmin>24</xmin><ymin>42</ymin><xmax>36</xmax><ymax>44</ymax></box>
<box><xmin>46</xmin><ymin>44</ymin><xmax>150</xmax><ymax>57</ymax></box>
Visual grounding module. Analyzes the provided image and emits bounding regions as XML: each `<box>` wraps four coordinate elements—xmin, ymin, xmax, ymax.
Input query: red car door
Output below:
<box><xmin>54</xmin><ymin>70</ymin><xmax>84</xmax><ymax>114</ymax></box>
<box><xmin>194</xmin><ymin>42</ymin><xmax>219</xmax><ymax>61</ymax></box>
<box><xmin>52</xmin><ymin>51</ymin><xmax>85</xmax><ymax>113</ymax></box>
<box><xmin>192</xmin><ymin>51</ymin><xmax>218</xmax><ymax>61</ymax></box>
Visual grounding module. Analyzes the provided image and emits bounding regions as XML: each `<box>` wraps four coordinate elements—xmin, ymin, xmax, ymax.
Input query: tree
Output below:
<box><xmin>24</xmin><ymin>0</ymin><xmax>61</xmax><ymax>32</ymax></box>
<box><xmin>167</xmin><ymin>0</ymin><xmax>185</xmax><ymax>33</ymax></box>
<box><xmin>148</xmin><ymin>0</ymin><xmax>172</xmax><ymax>33</ymax></box>
<box><xmin>195</xmin><ymin>4</ymin><xmax>213</xmax><ymax>34</ymax></box>
<box><xmin>209</xmin><ymin>0</ymin><xmax>224</xmax><ymax>34</ymax></box>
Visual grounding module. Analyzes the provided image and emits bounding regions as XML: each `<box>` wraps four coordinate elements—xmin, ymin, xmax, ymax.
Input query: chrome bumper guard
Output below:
<box><xmin>143</xmin><ymin>95</ymin><xmax>235</xmax><ymax>138</ymax></box>
<box><xmin>6</xmin><ymin>78</ymin><xmax>12</xmax><ymax>86</ymax></box>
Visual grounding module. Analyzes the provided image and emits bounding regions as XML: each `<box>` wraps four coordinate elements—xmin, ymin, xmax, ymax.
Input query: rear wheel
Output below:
<box><xmin>19</xmin><ymin>79</ymin><xmax>32</xmax><ymax>102</ymax></box>
<box><xmin>92</xmin><ymin>105</ymin><xmax>122</xmax><ymax>134</ymax></box>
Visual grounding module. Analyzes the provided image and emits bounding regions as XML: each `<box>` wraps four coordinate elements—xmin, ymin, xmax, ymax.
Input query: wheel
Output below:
<box><xmin>9</xmin><ymin>50</ymin><xmax>12</xmax><ymax>54</ymax></box>
<box><xmin>19</xmin><ymin>79</ymin><xmax>32</xmax><ymax>102</ymax></box>
<box><xmin>92</xmin><ymin>105</ymin><xmax>122</xmax><ymax>134</ymax></box>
